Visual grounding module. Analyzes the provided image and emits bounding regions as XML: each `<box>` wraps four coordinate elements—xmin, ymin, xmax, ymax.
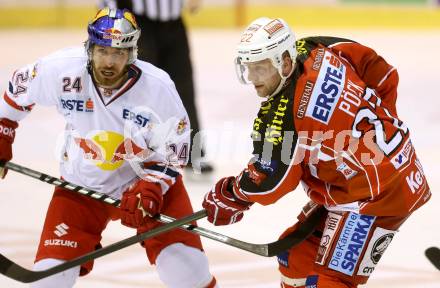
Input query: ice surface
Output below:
<box><xmin>0</xmin><ymin>28</ymin><xmax>439</xmax><ymax>287</ymax></box>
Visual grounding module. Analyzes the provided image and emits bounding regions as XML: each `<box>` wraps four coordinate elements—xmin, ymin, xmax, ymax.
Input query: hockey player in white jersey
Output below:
<box><xmin>0</xmin><ymin>7</ymin><xmax>218</xmax><ymax>288</ymax></box>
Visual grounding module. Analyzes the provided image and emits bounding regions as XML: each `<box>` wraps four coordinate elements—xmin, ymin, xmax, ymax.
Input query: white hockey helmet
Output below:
<box><xmin>235</xmin><ymin>17</ymin><xmax>296</xmax><ymax>98</ymax></box>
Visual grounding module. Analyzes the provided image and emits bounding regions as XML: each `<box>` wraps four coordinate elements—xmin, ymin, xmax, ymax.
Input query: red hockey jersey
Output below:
<box><xmin>233</xmin><ymin>37</ymin><xmax>430</xmax><ymax>217</ymax></box>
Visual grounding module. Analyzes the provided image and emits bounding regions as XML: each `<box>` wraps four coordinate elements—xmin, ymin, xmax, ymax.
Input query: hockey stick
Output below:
<box><xmin>425</xmin><ymin>247</ymin><xmax>440</xmax><ymax>271</ymax></box>
<box><xmin>2</xmin><ymin>161</ymin><xmax>323</xmax><ymax>257</ymax></box>
<box><xmin>0</xmin><ymin>210</ymin><xmax>207</xmax><ymax>283</ymax></box>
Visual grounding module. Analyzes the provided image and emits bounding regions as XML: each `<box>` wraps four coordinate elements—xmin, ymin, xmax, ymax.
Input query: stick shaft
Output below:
<box><xmin>5</xmin><ymin>162</ymin><xmax>120</xmax><ymax>206</ymax></box>
<box><xmin>5</xmin><ymin>162</ymin><xmax>272</xmax><ymax>254</ymax></box>
<box><xmin>4</xmin><ymin>161</ymin><xmax>321</xmax><ymax>257</ymax></box>
<box><xmin>0</xmin><ymin>210</ymin><xmax>206</xmax><ymax>283</ymax></box>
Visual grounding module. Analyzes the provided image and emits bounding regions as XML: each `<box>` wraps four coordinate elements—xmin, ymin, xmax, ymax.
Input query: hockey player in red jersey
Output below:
<box><xmin>0</xmin><ymin>8</ymin><xmax>218</xmax><ymax>288</ymax></box>
<box><xmin>202</xmin><ymin>17</ymin><xmax>431</xmax><ymax>288</ymax></box>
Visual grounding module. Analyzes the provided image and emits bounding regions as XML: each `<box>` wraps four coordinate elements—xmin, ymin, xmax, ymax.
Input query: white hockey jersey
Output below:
<box><xmin>0</xmin><ymin>47</ymin><xmax>190</xmax><ymax>199</ymax></box>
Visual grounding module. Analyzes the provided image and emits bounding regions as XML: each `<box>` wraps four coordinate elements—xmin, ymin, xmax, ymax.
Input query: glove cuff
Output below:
<box><xmin>0</xmin><ymin>118</ymin><xmax>18</xmax><ymax>143</ymax></box>
<box><xmin>137</xmin><ymin>180</ymin><xmax>164</xmax><ymax>213</ymax></box>
<box><xmin>225</xmin><ymin>176</ymin><xmax>254</xmax><ymax>206</ymax></box>
<box><xmin>223</xmin><ymin>177</ymin><xmax>253</xmax><ymax>208</ymax></box>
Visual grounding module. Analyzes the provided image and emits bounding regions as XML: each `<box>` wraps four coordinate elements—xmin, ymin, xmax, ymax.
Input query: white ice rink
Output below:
<box><xmin>0</xmin><ymin>28</ymin><xmax>439</xmax><ymax>287</ymax></box>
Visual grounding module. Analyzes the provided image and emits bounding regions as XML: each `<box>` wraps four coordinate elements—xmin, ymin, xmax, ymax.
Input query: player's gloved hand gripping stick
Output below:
<box><xmin>0</xmin><ymin>161</ymin><xmax>324</xmax><ymax>283</ymax></box>
<box><xmin>0</xmin><ymin>119</ymin><xmax>18</xmax><ymax>178</ymax></box>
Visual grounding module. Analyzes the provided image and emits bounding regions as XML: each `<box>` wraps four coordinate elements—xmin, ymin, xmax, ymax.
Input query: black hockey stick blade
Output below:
<box><xmin>0</xmin><ymin>210</ymin><xmax>207</xmax><ymax>283</ymax></box>
<box><xmin>267</xmin><ymin>205</ymin><xmax>325</xmax><ymax>256</ymax></box>
<box><xmin>425</xmin><ymin>246</ymin><xmax>440</xmax><ymax>271</ymax></box>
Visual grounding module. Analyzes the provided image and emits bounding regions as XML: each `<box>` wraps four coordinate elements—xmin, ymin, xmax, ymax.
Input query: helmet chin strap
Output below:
<box><xmin>263</xmin><ymin>62</ymin><xmax>295</xmax><ymax>99</ymax></box>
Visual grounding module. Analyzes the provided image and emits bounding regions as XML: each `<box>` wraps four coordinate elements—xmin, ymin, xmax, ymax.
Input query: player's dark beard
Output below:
<box><xmin>91</xmin><ymin>64</ymin><xmax>129</xmax><ymax>89</ymax></box>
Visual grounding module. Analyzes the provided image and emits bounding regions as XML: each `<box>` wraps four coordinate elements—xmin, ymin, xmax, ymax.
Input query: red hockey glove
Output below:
<box><xmin>120</xmin><ymin>180</ymin><xmax>163</xmax><ymax>228</ymax></box>
<box><xmin>202</xmin><ymin>177</ymin><xmax>252</xmax><ymax>226</ymax></box>
<box><xmin>0</xmin><ymin>118</ymin><xmax>18</xmax><ymax>179</ymax></box>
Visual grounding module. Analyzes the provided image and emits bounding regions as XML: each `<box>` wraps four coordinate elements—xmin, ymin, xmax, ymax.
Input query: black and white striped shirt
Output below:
<box><xmin>103</xmin><ymin>0</ymin><xmax>184</xmax><ymax>21</ymax></box>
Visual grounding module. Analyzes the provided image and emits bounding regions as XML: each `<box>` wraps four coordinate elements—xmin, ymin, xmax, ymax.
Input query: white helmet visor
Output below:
<box><xmin>235</xmin><ymin>56</ymin><xmax>249</xmax><ymax>84</ymax></box>
<box><xmin>234</xmin><ymin>57</ymin><xmax>280</xmax><ymax>86</ymax></box>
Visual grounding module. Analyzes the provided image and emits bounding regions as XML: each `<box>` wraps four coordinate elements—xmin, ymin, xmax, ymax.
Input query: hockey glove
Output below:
<box><xmin>202</xmin><ymin>177</ymin><xmax>252</xmax><ymax>226</ymax></box>
<box><xmin>120</xmin><ymin>180</ymin><xmax>163</xmax><ymax>228</ymax></box>
<box><xmin>0</xmin><ymin>118</ymin><xmax>18</xmax><ymax>179</ymax></box>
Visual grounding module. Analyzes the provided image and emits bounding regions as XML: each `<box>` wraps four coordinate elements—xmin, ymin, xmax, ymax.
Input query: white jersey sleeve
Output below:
<box><xmin>0</xmin><ymin>47</ymin><xmax>84</xmax><ymax>121</ymax></box>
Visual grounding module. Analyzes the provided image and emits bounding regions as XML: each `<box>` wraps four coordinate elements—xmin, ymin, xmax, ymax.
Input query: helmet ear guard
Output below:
<box><xmin>86</xmin><ymin>7</ymin><xmax>141</xmax><ymax>64</ymax></box>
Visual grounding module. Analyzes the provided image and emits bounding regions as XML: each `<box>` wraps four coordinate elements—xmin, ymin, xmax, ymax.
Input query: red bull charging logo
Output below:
<box><xmin>74</xmin><ymin>131</ymin><xmax>152</xmax><ymax>171</ymax></box>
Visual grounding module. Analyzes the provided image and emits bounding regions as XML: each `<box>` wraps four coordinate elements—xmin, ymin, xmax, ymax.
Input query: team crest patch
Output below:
<box><xmin>263</xmin><ymin>19</ymin><xmax>284</xmax><ymax>36</ymax></box>
<box><xmin>176</xmin><ymin>118</ymin><xmax>188</xmax><ymax>135</ymax></box>
<box><xmin>31</xmin><ymin>64</ymin><xmax>38</xmax><ymax>80</ymax></box>
<box><xmin>357</xmin><ymin>227</ymin><xmax>396</xmax><ymax>276</ymax></box>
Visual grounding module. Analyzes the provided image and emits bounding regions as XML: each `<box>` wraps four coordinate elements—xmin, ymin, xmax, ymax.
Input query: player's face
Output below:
<box><xmin>246</xmin><ymin>59</ymin><xmax>281</xmax><ymax>98</ymax></box>
<box><xmin>91</xmin><ymin>45</ymin><xmax>130</xmax><ymax>87</ymax></box>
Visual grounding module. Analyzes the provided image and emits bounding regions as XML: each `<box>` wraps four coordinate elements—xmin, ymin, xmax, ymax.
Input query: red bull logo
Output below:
<box><xmin>31</xmin><ymin>64</ymin><xmax>38</xmax><ymax>79</ymax></box>
<box><xmin>75</xmin><ymin>131</ymin><xmax>153</xmax><ymax>171</ymax></box>
<box><xmin>176</xmin><ymin>118</ymin><xmax>188</xmax><ymax>135</ymax></box>
<box><xmin>75</xmin><ymin>138</ymin><xmax>104</xmax><ymax>162</ymax></box>
<box><xmin>103</xmin><ymin>28</ymin><xmax>122</xmax><ymax>40</ymax></box>
<box><xmin>111</xmin><ymin>138</ymin><xmax>152</xmax><ymax>163</ymax></box>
